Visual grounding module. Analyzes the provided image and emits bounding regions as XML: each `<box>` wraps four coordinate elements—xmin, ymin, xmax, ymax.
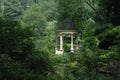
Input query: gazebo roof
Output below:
<box><xmin>56</xmin><ymin>20</ymin><xmax>77</xmax><ymax>31</ymax></box>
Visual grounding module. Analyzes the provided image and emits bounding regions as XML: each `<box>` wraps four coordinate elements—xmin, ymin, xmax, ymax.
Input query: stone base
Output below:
<box><xmin>71</xmin><ymin>49</ymin><xmax>74</xmax><ymax>53</ymax></box>
<box><xmin>55</xmin><ymin>48</ymin><xmax>64</xmax><ymax>55</ymax></box>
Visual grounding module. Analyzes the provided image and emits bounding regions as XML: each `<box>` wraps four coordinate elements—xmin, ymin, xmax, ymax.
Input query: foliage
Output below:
<box><xmin>99</xmin><ymin>0</ymin><xmax>120</xmax><ymax>25</ymax></box>
<box><xmin>0</xmin><ymin>0</ymin><xmax>120</xmax><ymax>79</ymax></box>
<box><xmin>3</xmin><ymin>0</ymin><xmax>23</xmax><ymax>20</ymax></box>
<box><xmin>22</xmin><ymin>4</ymin><xmax>47</xmax><ymax>36</ymax></box>
<box><xmin>25</xmin><ymin>49</ymin><xmax>53</xmax><ymax>74</ymax></box>
<box><xmin>0</xmin><ymin>0</ymin><xmax>3</xmax><ymax>15</ymax></box>
<box><xmin>0</xmin><ymin>16</ymin><xmax>54</xmax><ymax>80</ymax></box>
<box><xmin>0</xmin><ymin>17</ymin><xmax>35</xmax><ymax>61</ymax></box>
<box><xmin>37</xmin><ymin>0</ymin><xmax>58</xmax><ymax>21</ymax></box>
<box><xmin>73</xmin><ymin>48</ymin><xmax>119</xmax><ymax>80</ymax></box>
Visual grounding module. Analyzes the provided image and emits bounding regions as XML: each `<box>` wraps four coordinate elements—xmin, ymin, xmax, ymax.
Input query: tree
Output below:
<box><xmin>0</xmin><ymin>0</ymin><xmax>2</xmax><ymax>15</ymax></box>
<box><xmin>0</xmin><ymin>16</ymin><xmax>54</xmax><ymax>79</ymax></box>
<box><xmin>99</xmin><ymin>0</ymin><xmax>120</xmax><ymax>25</ymax></box>
<box><xmin>4</xmin><ymin>0</ymin><xmax>23</xmax><ymax>20</ymax></box>
<box><xmin>22</xmin><ymin>4</ymin><xmax>47</xmax><ymax>36</ymax></box>
<box><xmin>37</xmin><ymin>0</ymin><xmax>58</xmax><ymax>21</ymax></box>
<box><xmin>0</xmin><ymin>0</ymin><xmax>4</xmax><ymax>16</ymax></box>
<box><xmin>0</xmin><ymin>17</ymin><xmax>35</xmax><ymax>61</ymax></box>
<box><xmin>95</xmin><ymin>0</ymin><xmax>120</xmax><ymax>50</ymax></box>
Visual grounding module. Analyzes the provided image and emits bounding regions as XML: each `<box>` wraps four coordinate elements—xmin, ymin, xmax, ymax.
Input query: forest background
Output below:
<box><xmin>0</xmin><ymin>0</ymin><xmax>120</xmax><ymax>80</ymax></box>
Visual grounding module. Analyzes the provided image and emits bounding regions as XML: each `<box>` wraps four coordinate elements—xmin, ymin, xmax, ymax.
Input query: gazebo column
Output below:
<box><xmin>71</xmin><ymin>33</ymin><xmax>74</xmax><ymax>53</ymax></box>
<box><xmin>60</xmin><ymin>33</ymin><xmax>63</xmax><ymax>54</ymax></box>
<box><xmin>55</xmin><ymin>32</ymin><xmax>58</xmax><ymax>54</ymax></box>
<box><xmin>76</xmin><ymin>35</ymin><xmax>79</xmax><ymax>49</ymax></box>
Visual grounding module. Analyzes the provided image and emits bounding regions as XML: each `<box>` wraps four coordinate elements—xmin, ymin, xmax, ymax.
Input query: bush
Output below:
<box><xmin>25</xmin><ymin>49</ymin><xmax>53</xmax><ymax>75</ymax></box>
<box><xmin>0</xmin><ymin>17</ymin><xmax>35</xmax><ymax>61</ymax></box>
<box><xmin>0</xmin><ymin>17</ymin><xmax>55</xmax><ymax>80</ymax></box>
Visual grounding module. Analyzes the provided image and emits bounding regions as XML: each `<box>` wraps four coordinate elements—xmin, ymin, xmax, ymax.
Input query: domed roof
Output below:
<box><xmin>56</xmin><ymin>19</ymin><xmax>77</xmax><ymax>31</ymax></box>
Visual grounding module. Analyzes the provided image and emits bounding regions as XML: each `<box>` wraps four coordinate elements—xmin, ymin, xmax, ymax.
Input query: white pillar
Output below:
<box><xmin>60</xmin><ymin>34</ymin><xmax>63</xmax><ymax>51</ymax></box>
<box><xmin>71</xmin><ymin>34</ymin><xmax>74</xmax><ymax>53</ymax></box>
<box><xmin>76</xmin><ymin>35</ymin><xmax>79</xmax><ymax>49</ymax></box>
<box><xmin>55</xmin><ymin>32</ymin><xmax>58</xmax><ymax>54</ymax></box>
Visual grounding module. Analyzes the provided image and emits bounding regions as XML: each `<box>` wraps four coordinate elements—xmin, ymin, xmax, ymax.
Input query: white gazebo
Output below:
<box><xmin>55</xmin><ymin>20</ymin><xmax>79</xmax><ymax>55</ymax></box>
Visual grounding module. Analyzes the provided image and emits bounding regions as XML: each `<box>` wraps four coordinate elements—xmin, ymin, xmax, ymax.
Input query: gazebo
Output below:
<box><xmin>55</xmin><ymin>20</ymin><xmax>79</xmax><ymax>55</ymax></box>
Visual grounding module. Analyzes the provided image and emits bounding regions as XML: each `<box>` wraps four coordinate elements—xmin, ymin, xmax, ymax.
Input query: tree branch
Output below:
<box><xmin>84</xmin><ymin>0</ymin><xmax>106</xmax><ymax>23</ymax></box>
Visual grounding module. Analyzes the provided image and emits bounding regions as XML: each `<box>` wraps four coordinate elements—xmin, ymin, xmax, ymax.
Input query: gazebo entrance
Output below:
<box><xmin>55</xmin><ymin>30</ymin><xmax>78</xmax><ymax>55</ymax></box>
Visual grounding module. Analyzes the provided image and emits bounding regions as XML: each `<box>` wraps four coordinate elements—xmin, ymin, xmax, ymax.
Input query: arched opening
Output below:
<box><xmin>55</xmin><ymin>30</ymin><xmax>79</xmax><ymax>55</ymax></box>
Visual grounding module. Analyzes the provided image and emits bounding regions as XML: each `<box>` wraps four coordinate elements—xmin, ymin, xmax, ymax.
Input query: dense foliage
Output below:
<box><xmin>0</xmin><ymin>17</ymin><xmax>53</xmax><ymax>80</ymax></box>
<box><xmin>0</xmin><ymin>0</ymin><xmax>120</xmax><ymax>80</ymax></box>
